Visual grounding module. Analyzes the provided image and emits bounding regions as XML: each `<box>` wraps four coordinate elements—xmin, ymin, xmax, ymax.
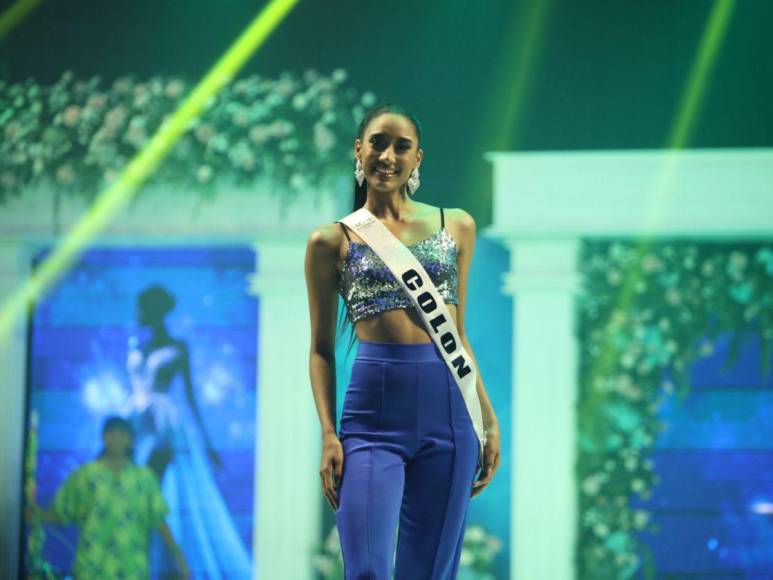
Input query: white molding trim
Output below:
<box><xmin>484</xmin><ymin>148</ymin><xmax>773</xmax><ymax>240</ymax></box>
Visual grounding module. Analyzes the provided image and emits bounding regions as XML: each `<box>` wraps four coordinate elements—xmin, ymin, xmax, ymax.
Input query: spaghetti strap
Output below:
<box><xmin>337</xmin><ymin>221</ymin><xmax>351</xmax><ymax>241</ymax></box>
<box><xmin>440</xmin><ymin>207</ymin><xmax>445</xmax><ymax>229</ymax></box>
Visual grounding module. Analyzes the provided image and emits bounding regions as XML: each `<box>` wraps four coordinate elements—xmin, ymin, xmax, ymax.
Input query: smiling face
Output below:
<box><xmin>355</xmin><ymin>113</ymin><xmax>422</xmax><ymax>194</ymax></box>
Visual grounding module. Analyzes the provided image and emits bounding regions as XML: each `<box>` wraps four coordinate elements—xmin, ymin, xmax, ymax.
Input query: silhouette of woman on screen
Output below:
<box><xmin>127</xmin><ymin>284</ymin><xmax>221</xmax><ymax>480</ymax></box>
<box><xmin>124</xmin><ymin>283</ymin><xmax>252</xmax><ymax>577</ymax></box>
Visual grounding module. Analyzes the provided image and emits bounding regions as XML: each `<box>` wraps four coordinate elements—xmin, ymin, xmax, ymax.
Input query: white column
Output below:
<box><xmin>502</xmin><ymin>238</ymin><xmax>580</xmax><ymax>580</ymax></box>
<box><xmin>250</xmin><ymin>235</ymin><xmax>320</xmax><ymax>580</ymax></box>
<box><xmin>0</xmin><ymin>241</ymin><xmax>32</xmax><ymax>580</ymax></box>
<box><xmin>484</xmin><ymin>148</ymin><xmax>773</xmax><ymax>580</ymax></box>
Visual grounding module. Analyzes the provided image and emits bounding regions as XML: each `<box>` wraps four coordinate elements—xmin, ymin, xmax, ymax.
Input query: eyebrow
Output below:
<box><xmin>370</xmin><ymin>132</ymin><xmax>413</xmax><ymax>144</ymax></box>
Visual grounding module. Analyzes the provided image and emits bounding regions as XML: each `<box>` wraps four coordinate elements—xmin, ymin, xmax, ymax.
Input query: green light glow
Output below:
<box><xmin>667</xmin><ymin>0</ymin><xmax>737</xmax><ymax>150</ymax></box>
<box><xmin>491</xmin><ymin>0</ymin><xmax>553</xmax><ymax>150</ymax></box>
<box><xmin>468</xmin><ymin>0</ymin><xmax>554</xmax><ymax>220</ymax></box>
<box><xmin>0</xmin><ymin>0</ymin><xmax>43</xmax><ymax>41</ymax></box>
<box><xmin>0</xmin><ymin>0</ymin><xmax>299</xmax><ymax>338</ymax></box>
<box><xmin>584</xmin><ymin>0</ymin><xmax>737</xmax><ymax>407</ymax></box>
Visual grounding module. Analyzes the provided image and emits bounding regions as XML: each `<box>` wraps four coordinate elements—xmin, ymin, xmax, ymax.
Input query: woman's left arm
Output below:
<box><xmin>453</xmin><ymin>209</ymin><xmax>501</xmax><ymax>495</ymax></box>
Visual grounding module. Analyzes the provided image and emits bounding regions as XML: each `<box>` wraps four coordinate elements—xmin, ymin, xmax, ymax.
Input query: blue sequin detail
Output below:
<box><xmin>336</xmin><ymin>228</ymin><xmax>459</xmax><ymax>323</ymax></box>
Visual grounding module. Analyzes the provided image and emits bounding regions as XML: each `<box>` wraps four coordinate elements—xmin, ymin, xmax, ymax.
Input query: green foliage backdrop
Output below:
<box><xmin>576</xmin><ymin>240</ymin><xmax>773</xmax><ymax>578</ymax></box>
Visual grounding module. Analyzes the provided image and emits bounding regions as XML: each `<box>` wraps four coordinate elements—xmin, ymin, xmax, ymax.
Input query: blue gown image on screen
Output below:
<box><xmin>122</xmin><ymin>284</ymin><xmax>253</xmax><ymax>578</ymax></box>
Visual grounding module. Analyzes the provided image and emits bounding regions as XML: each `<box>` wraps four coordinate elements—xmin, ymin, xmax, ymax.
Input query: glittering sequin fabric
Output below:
<box><xmin>337</xmin><ymin>228</ymin><xmax>459</xmax><ymax>323</ymax></box>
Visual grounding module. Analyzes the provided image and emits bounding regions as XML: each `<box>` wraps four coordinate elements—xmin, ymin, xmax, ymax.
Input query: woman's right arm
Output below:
<box><xmin>304</xmin><ymin>225</ymin><xmax>344</xmax><ymax>511</ymax></box>
<box><xmin>304</xmin><ymin>225</ymin><xmax>340</xmax><ymax>435</ymax></box>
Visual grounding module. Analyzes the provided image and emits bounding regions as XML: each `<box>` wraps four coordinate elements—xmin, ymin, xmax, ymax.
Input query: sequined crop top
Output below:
<box><xmin>335</xmin><ymin>208</ymin><xmax>459</xmax><ymax>323</ymax></box>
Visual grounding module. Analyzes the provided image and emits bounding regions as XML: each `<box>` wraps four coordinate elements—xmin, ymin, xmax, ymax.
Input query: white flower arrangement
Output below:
<box><xmin>0</xmin><ymin>68</ymin><xmax>376</xmax><ymax>206</ymax></box>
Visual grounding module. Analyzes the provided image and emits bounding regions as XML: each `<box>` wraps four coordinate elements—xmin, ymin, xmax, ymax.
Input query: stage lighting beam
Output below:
<box><xmin>0</xmin><ymin>0</ymin><xmax>299</xmax><ymax>338</ymax></box>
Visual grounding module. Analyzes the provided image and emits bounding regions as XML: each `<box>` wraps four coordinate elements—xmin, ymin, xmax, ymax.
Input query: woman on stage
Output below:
<box><xmin>304</xmin><ymin>104</ymin><xmax>501</xmax><ymax>578</ymax></box>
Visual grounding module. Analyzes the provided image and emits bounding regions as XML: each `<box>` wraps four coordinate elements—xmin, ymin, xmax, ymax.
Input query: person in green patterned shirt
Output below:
<box><xmin>27</xmin><ymin>416</ymin><xmax>190</xmax><ymax>579</ymax></box>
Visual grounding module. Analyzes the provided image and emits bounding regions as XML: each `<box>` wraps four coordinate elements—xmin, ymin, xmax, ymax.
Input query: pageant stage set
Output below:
<box><xmin>2</xmin><ymin>73</ymin><xmax>773</xmax><ymax>580</ymax></box>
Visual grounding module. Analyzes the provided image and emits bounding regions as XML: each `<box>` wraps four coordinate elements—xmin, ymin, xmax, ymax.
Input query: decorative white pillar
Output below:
<box><xmin>500</xmin><ymin>238</ymin><xmax>580</xmax><ymax>580</ymax></box>
<box><xmin>0</xmin><ymin>241</ymin><xmax>32</xmax><ymax>580</ymax></box>
<box><xmin>485</xmin><ymin>147</ymin><xmax>773</xmax><ymax>580</ymax></box>
<box><xmin>0</xmin><ymin>182</ymin><xmax>345</xmax><ymax>580</ymax></box>
<box><xmin>250</xmin><ymin>233</ymin><xmax>320</xmax><ymax>580</ymax></box>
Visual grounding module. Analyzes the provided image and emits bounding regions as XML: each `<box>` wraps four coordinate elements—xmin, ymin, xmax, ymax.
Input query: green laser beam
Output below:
<box><xmin>0</xmin><ymin>0</ymin><xmax>299</xmax><ymax>338</ymax></box>
<box><xmin>667</xmin><ymin>0</ymin><xmax>736</xmax><ymax>150</ymax></box>
<box><xmin>491</xmin><ymin>0</ymin><xmax>553</xmax><ymax>150</ymax></box>
<box><xmin>582</xmin><ymin>0</ymin><xmax>738</xmax><ymax>418</ymax></box>
<box><xmin>0</xmin><ymin>0</ymin><xmax>43</xmax><ymax>41</ymax></box>
<box><xmin>465</xmin><ymin>0</ymin><xmax>554</xmax><ymax>220</ymax></box>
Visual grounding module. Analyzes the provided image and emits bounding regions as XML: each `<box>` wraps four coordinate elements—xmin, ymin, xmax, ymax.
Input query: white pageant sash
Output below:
<box><xmin>340</xmin><ymin>207</ymin><xmax>487</xmax><ymax>470</ymax></box>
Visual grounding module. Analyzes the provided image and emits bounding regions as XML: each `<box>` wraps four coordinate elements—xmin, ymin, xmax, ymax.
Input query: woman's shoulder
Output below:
<box><xmin>306</xmin><ymin>221</ymin><xmax>345</xmax><ymax>256</ymax></box>
<box><xmin>448</xmin><ymin>207</ymin><xmax>475</xmax><ymax>231</ymax></box>
<box><xmin>418</xmin><ymin>204</ymin><xmax>475</xmax><ymax>239</ymax></box>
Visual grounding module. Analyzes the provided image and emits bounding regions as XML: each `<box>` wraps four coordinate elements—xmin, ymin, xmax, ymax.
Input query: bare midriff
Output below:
<box><xmin>353</xmin><ymin>303</ymin><xmax>459</xmax><ymax>344</ymax></box>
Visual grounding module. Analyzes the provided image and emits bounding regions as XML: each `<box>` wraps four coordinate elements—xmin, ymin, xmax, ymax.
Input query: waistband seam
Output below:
<box><xmin>355</xmin><ymin>356</ymin><xmax>444</xmax><ymax>363</ymax></box>
<box><xmin>355</xmin><ymin>340</ymin><xmax>443</xmax><ymax>363</ymax></box>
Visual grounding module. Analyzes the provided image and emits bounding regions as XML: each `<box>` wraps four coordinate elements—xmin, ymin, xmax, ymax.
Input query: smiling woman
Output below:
<box><xmin>304</xmin><ymin>103</ymin><xmax>501</xmax><ymax>579</ymax></box>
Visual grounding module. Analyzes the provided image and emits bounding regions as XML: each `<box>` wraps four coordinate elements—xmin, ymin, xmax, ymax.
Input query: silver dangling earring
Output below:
<box><xmin>406</xmin><ymin>167</ymin><xmax>421</xmax><ymax>196</ymax></box>
<box><xmin>354</xmin><ymin>158</ymin><xmax>365</xmax><ymax>187</ymax></box>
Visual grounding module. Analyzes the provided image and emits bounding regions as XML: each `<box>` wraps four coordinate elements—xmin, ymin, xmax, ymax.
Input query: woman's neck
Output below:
<box><xmin>151</xmin><ymin>324</ymin><xmax>170</xmax><ymax>341</ymax></box>
<box><xmin>364</xmin><ymin>190</ymin><xmax>415</xmax><ymax>223</ymax></box>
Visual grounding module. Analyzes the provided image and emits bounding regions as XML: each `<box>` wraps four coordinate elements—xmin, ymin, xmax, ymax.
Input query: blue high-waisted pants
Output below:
<box><xmin>336</xmin><ymin>339</ymin><xmax>482</xmax><ymax>579</ymax></box>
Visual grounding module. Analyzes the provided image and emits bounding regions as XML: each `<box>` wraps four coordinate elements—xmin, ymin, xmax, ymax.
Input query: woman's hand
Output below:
<box><xmin>471</xmin><ymin>425</ymin><xmax>501</xmax><ymax>498</ymax></box>
<box><xmin>319</xmin><ymin>431</ymin><xmax>344</xmax><ymax>512</ymax></box>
